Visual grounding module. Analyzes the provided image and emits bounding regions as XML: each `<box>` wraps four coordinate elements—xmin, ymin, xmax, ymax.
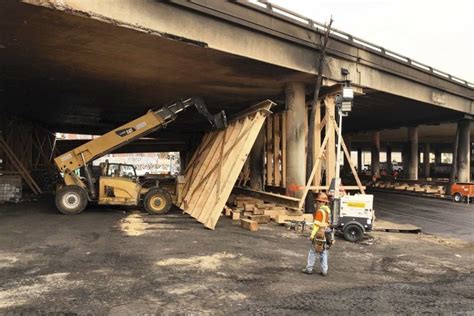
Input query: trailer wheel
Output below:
<box><xmin>453</xmin><ymin>193</ymin><xmax>463</xmax><ymax>203</ymax></box>
<box><xmin>144</xmin><ymin>188</ymin><xmax>172</xmax><ymax>215</ymax></box>
<box><xmin>55</xmin><ymin>185</ymin><xmax>88</xmax><ymax>215</ymax></box>
<box><xmin>343</xmin><ymin>224</ymin><xmax>363</xmax><ymax>242</ymax></box>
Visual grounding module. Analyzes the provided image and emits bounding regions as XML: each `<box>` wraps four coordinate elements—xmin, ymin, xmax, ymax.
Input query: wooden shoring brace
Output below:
<box><xmin>182</xmin><ymin>133</ymin><xmax>214</xmax><ymax>196</ymax></box>
<box><xmin>298</xmin><ymin>130</ymin><xmax>331</xmax><ymax>210</ymax></box>
<box><xmin>216</xmin><ymin>128</ymin><xmax>227</xmax><ymax>196</ymax></box>
<box><xmin>0</xmin><ymin>136</ymin><xmax>42</xmax><ymax>194</ymax></box>
<box><xmin>332</xmin><ymin>118</ymin><xmax>366</xmax><ymax>194</ymax></box>
<box><xmin>281</xmin><ymin>112</ymin><xmax>287</xmax><ymax>187</ymax></box>
<box><xmin>185</xmin><ymin>117</ymin><xmax>255</xmax><ymax>204</ymax></box>
<box><xmin>273</xmin><ymin>113</ymin><xmax>281</xmax><ymax>186</ymax></box>
<box><xmin>325</xmin><ymin>96</ymin><xmax>336</xmax><ymax>187</ymax></box>
<box><xmin>237</xmin><ymin>157</ymin><xmax>250</xmax><ymax>187</ymax></box>
<box><xmin>265</xmin><ymin>118</ymin><xmax>273</xmax><ymax>185</ymax></box>
<box><xmin>32</xmin><ymin>129</ymin><xmax>55</xmax><ymax>171</ymax></box>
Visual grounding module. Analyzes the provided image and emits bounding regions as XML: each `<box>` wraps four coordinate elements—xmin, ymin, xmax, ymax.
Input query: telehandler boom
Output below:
<box><xmin>54</xmin><ymin>97</ymin><xmax>226</xmax><ymax>215</ymax></box>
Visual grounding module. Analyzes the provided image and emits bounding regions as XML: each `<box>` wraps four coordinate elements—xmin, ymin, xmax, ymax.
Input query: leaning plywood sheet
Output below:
<box><xmin>180</xmin><ymin>100</ymin><xmax>274</xmax><ymax>229</ymax></box>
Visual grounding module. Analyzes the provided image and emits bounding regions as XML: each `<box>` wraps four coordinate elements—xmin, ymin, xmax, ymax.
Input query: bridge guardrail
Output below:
<box><xmin>241</xmin><ymin>0</ymin><xmax>473</xmax><ymax>89</ymax></box>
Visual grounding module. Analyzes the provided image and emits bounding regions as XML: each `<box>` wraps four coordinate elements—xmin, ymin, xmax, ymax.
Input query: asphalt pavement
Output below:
<box><xmin>373</xmin><ymin>191</ymin><xmax>474</xmax><ymax>242</ymax></box>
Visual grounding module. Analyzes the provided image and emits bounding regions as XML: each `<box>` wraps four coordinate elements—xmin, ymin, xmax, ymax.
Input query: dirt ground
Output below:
<box><xmin>0</xmin><ymin>197</ymin><xmax>473</xmax><ymax>315</ymax></box>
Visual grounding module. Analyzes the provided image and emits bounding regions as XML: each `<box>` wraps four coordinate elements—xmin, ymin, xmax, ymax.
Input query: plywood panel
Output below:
<box><xmin>180</xmin><ymin>100</ymin><xmax>274</xmax><ymax>229</ymax></box>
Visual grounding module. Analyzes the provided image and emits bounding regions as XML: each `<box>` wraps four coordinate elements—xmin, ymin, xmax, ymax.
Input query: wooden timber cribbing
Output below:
<box><xmin>180</xmin><ymin>100</ymin><xmax>274</xmax><ymax>229</ymax></box>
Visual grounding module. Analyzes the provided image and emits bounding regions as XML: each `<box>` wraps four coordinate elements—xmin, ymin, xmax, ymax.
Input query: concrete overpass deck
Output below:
<box><xmin>1</xmin><ymin>0</ymin><xmax>472</xmax><ymax>138</ymax></box>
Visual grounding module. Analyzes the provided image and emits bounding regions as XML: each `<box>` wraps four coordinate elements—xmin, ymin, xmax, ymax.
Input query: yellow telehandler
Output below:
<box><xmin>53</xmin><ymin>98</ymin><xmax>226</xmax><ymax>215</ymax></box>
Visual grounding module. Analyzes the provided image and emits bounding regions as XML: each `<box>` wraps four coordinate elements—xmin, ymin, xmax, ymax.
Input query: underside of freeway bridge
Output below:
<box><xmin>0</xmin><ymin>0</ymin><xmax>473</xmax><ymax>187</ymax></box>
<box><xmin>1</xmin><ymin>0</ymin><xmax>472</xmax><ymax>137</ymax></box>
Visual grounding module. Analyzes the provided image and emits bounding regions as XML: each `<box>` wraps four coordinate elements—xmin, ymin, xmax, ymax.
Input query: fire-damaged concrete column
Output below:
<box><xmin>457</xmin><ymin>119</ymin><xmax>471</xmax><ymax>182</ymax></box>
<box><xmin>386</xmin><ymin>144</ymin><xmax>393</xmax><ymax>174</ymax></box>
<box><xmin>285</xmin><ymin>82</ymin><xmax>306</xmax><ymax>198</ymax></box>
<box><xmin>249</xmin><ymin>127</ymin><xmax>265</xmax><ymax>190</ymax></box>
<box><xmin>434</xmin><ymin>148</ymin><xmax>442</xmax><ymax>165</ymax></box>
<box><xmin>408</xmin><ymin>127</ymin><xmax>419</xmax><ymax>180</ymax></box>
<box><xmin>423</xmin><ymin>143</ymin><xmax>431</xmax><ymax>178</ymax></box>
<box><xmin>371</xmin><ymin>131</ymin><xmax>380</xmax><ymax>177</ymax></box>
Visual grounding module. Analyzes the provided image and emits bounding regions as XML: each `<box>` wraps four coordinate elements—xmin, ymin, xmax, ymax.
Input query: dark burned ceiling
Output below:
<box><xmin>0</xmin><ymin>1</ymin><xmax>465</xmax><ymax>140</ymax></box>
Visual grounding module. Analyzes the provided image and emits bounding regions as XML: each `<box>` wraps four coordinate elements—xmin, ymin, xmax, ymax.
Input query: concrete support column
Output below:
<box><xmin>285</xmin><ymin>82</ymin><xmax>306</xmax><ymax>198</ymax></box>
<box><xmin>457</xmin><ymin>120</ymin><xmax>471</xmax><ymax>182</ymax></box>
<box><xmin>249</xmin><ymin>127</ymin><xmax>265</xmax><ymax>190</ymax></box>
<box><xmin>408</xmin><ymin>127</ymin><xmax>419</xmax><ymax>180</ymax></box>
<box><xmin>386</xmin><ymin>144</ymin><xmax>392</xmax><ymax>174</ymax></box>
<box><xmin>434</xmin><ymin>148</ymin><xmax>441</xmax><ymax>165</ymax></box>
<box><xmin>423</xmin><ymin>143</ymin><xmax>431</xmax><ymax>178</ymax></box>
<box><xmin>371</xmin><ymin>131</ymin><xmax>380</xmax><ymax>177</ymax></box>
<box><xmin>357</xmin><ymin>147</ymin><xmax>362</xmax><ymax>172</ymax></box>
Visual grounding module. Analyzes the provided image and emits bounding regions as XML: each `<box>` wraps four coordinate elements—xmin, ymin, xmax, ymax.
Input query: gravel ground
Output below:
<box><xmin>0</xmin><ymin>197</ymin><xmax>472</xmax><ymax>315</ymax></box>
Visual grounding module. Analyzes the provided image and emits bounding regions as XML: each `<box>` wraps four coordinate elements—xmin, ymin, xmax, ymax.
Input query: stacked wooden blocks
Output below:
<box><xmin>223</xmin><ymin>195</ymin><xmax>313</xmax><ymax>232</ymax></box>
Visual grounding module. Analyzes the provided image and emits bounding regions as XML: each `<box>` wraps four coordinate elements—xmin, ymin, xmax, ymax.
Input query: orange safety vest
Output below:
<box><xmin>311</xmin><ymin>205</ymin><xmax>331</xmax><ymax>239</ymax></box>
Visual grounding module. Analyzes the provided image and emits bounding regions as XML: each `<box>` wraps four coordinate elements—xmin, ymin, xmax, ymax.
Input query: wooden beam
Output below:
<box><xmin>281</xmin><ymin>112</ymin><xmax>287</xmax><ymax>188</ymax></box>
<box><xmin>233</xmin><ymin>186</ymin><xmax>300</xmax><ymax>209</ymax></box>
<box><xmin>325</xmin><ymin>96</ymin><xmax>336</xmax><ymax>187</ymax></box>
<box><xmin>313</xmin><ymin>100</ymin><xmax>321</xmax><ymax>187</ymax></box>
<box><xmin>273</xmin><ymin>114</ymin><xmax>281</xmax><ymax>186</ymax></box>
<box><xmin>298</xmin><ymin>131</ymin><xmax>330</xmax><ymax>210</ymax></box>
<box><xmin>332</xmin><ymin>119</ymin><xmax>366</xmax><ymax>194</ymax></box>
<box><xmin>265</xmin><ymin>118</ymin><xmax>273</xmax><ymax>185</ymax></box>
<box><xmin>307</xmin><ymin>186</ymin><xmax>366</xmax><ymax>190</ymax></box>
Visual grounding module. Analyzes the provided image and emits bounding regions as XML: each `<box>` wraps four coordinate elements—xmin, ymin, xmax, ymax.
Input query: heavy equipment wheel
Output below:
<box><xmin>453</xmin><ymin>193</ymin><xmax>463</xmax><ymax>203</ymax></box>
<box><xmin>55</xmin><ymin>185</ymin><xmax>88</xmax><ymax>215</ymax></box>
<box><xmin>343</xmin><ymin>224</ymin><xmax>363</xmax><ymax>242</ymax></box>
<box><xmin>143</xmin><ymin>188</ymin><xmax>172</xmax><ymax>215</ymax></box>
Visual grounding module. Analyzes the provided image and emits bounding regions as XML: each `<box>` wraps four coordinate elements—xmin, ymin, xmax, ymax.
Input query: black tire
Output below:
<box><xmin>453</xmin><ymin>193</ymin><xmax>463</xmax><ymax>203</ymax></box>
<box><xmin>343</xmin><ymin>224</ymin><xmax>364</xmax><ymax>242</ymax></box>
<box><xmin>143</xmin><ymin>188</ymin><xmax>172</xmax><ymax>215</ymax></box>
<box><xmin>55</xmin><ymin>185</ymin><xmax>88</xmax><ymax>215</ymax></box>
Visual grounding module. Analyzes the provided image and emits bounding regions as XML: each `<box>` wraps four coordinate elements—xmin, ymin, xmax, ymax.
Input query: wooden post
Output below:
<box><xmin>325</xmin><ymin>96</ymin><xmax>336</xmax><ymax>187</ymax></box>
<box><xmin>265</xmin><ymin>118</ymin><xmax>273</xmax><ymax>186</ymax></box>
<box><xmin>273</xmin><ymin>114</ymin><xmax>281</xmax><ymax>186</ymax></box>
<box><xmin>313</xmin><ymin>100</ymin><xmax>322</xmax><ymax>188</ymax></box>
<box><xmin>281</xmin><ymin>112</ymin><xmax>287</xmax><ymax>188</ymax></box>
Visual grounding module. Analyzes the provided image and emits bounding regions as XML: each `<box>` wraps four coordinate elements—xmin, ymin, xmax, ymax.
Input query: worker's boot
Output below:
<box><xmin>301</xmin><ymin>268</ymin><xmax>313</xmax><ymax>275</ymax></box>
<box><xmin>320</xmin><ymin>271</ymin><xmax>327</xmax><ymax>276</ymax></box>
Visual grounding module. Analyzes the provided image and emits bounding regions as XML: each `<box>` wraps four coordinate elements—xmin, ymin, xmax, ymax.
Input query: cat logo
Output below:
<box><xmin>115</xmin><ymin>127</ymin><xmax>136</xmax><ymax>137</ymax></box>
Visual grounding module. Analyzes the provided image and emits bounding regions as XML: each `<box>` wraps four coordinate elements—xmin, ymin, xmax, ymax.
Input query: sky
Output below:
<box><xmin>270</xmin><ymin>0</ymin><xmax>474</xmax><ymax>82</ymax></box>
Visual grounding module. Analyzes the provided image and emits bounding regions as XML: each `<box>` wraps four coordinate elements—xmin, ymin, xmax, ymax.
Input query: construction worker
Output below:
<box><xmin>302</xmin><ymin>192</ymin><xmax>332</xmax><ymax>276</ymax></box>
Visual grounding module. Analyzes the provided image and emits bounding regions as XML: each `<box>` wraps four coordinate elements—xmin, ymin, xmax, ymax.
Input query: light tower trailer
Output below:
<box><xmin>337</xmin><ymin>194</ymin><xmax>375</xmax><ymax>242</ymax></box>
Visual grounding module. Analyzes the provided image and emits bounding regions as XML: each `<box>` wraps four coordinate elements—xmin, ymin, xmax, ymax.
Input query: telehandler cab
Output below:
<box><xmin>53</xmin><ymin>98</ymin><xmax>226</xmax><ymax>215</ymax></box>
